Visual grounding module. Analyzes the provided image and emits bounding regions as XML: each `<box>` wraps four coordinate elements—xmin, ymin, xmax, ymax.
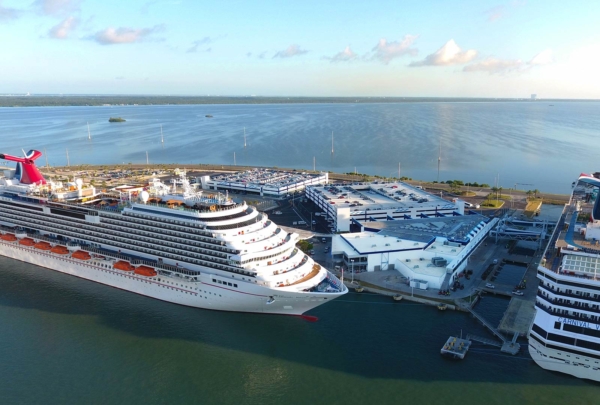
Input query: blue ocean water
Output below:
<box><xmin>1</xmin><ymin>101</ymin><xmax>599</xmax><ymax>193</ymax></box>
<box><xmin>1</xmin><ymin>102</ymin><xmax>600</xmax><ymax>404</ymax></box>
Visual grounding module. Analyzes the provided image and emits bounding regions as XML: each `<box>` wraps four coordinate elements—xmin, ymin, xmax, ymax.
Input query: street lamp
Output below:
<box><xmin>351</xmin><ymin>259</ymin><xmax>355</xmax><ymax>283</ymax></box>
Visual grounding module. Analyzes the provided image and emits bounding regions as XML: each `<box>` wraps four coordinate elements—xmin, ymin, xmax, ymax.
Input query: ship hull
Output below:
<box><xmin>528</xmin><ymin>339</ymin><xmax>600</xmax><ymax>382</ymax></box>
<box><xmin>0</xmin><ymin>240</ymin><xmax>341</xmax><ymax>316</ymax></box>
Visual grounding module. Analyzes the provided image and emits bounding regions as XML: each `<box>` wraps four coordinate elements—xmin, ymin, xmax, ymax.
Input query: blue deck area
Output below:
<box><xmin>564</xmin><ymin>211</ymin><xmax>579</xmax><ymax>248</ymax></box>
<box><xmin>563</xmin><ymin>210</ymin><xmax>600</xmax><ymax>255</ymax></box>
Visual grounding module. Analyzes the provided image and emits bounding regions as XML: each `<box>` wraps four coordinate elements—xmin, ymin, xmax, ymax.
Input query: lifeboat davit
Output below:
<box><xmin>34</xmin><ymin>241</ymin><xmax>52</xmax><ymax>250</ymax></box>
<box><xmin>113</xmin><ymin>261</ymin><xmax>135</xmax><ymax>271</ymax></box>
<box><xmin>19</xmin><ymin>238</ymin><xmax>35</xmax><ymax>246</ymax></box>
<box><xmin>134</xmin><ymin>265</ymin><xmax>157</xmax><ymax>277</ymax></box>
<box><xmin>50</xmin><ymin>245</ymin><xmax>69</xmax><ymax>254</ymax></box>
<box><xmin>1</xmin><ymin>233</ymin><xmax>17</xmax><ymax>242</ymax></box>
<box><xmin>71</xmin><ymin>250</ymin><xmax>91</xmax><ymax>260</ymax></box>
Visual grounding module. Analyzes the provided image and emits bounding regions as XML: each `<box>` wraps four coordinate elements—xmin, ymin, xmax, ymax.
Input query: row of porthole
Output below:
<box><xmin>15</xmin><ymin>246</ymin><xmax>201</xmax><ymax>294</ymax></box>
<box><xmin>8</xmin><ymin>243</ymin><xmax>226</xmax><ymax>297</ymax></box>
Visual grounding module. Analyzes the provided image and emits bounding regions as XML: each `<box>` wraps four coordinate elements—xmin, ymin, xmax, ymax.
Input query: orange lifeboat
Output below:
<box><xmin>50</xmin><ymin>245</ymin><xmax>69</xmax><ymax>255</ymax></box>
<box><xmin>113</xmin><ymin>261</ymin><xmax>135</xmax><ymax>271</ymax></box>
<box><xmin>34</xmin><ymin>241</ymin><xmax>52</xmax><ymax>250</ymax></box>
<box><xmin>1</xmin><ymin>233</ymin><xmax>17</xmax><ymax>242</ymax></box>
<box><xmin>134</xmin><ymin>265</ymin><xmax>157</xmax><ymax>277</ymax></box>
<box><xmin>19</xmin><ymin>238</ymin><xmax>35</xmax><ymax>246</ymax></box>
<box><xmin>71</xmin><ymin>250</ymin><xmax>91</xmax><ymax>260</ymax></box>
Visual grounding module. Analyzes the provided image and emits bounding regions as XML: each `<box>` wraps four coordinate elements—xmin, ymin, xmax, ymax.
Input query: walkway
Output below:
<box><xmin>466</xmin><ymin>306</ymin><xmax>507</xmax><ymax>343</ymax></box>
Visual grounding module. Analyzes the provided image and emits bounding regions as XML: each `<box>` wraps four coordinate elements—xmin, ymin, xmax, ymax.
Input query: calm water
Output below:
<box><xmin>1</xmin><ymin>102</ymin><xmax>599</xmax><ymax>193</ymax></box>
<box><xmin>0</xmin><ymin>258</ymin><xmax>598</xmax><ymax>405</ymax></box>
<box><xmin>1</xmin><ymin>103</ymin><xmax>600</xmax><ymax>403</ymax></box>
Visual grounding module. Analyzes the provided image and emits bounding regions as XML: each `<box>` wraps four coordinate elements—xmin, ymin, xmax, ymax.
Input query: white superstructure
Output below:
<box><xmin>529</xmin><ymin>173</ymin><xmax>600</xmax><ymax>381</ymax></box>
<box><xmin>0</xmin><ymin>152</ymin><xmax>346</xmax><ymax>315</ymax></box>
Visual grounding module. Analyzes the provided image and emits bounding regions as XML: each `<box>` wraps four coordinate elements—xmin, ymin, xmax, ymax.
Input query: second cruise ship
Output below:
<box><xmin>530</xmin><ymin>172</ymin><xmax>600</xmax><ymax>381</ymax></box>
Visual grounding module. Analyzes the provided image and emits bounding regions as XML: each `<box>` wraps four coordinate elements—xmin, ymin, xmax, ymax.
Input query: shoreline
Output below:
<box><xmin>38</xmin><ymin>162</ymin><xmax>571</xmax><ymax>204</ymax></box>
<box><xmin>1</xmin><ymin>95</ymin><xmax>599</xmax><ymax>108</ymax></box>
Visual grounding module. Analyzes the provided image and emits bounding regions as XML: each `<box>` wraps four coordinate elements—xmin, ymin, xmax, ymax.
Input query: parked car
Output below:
<box><xmin>485</xmin><ymin>283</ymin><xmax>495</xmax><ymax>289</ymax></box>
<box><xmin>512</xmin><ymin>290</ymin><xmax>524</xmax><ymax>296</ymax></box>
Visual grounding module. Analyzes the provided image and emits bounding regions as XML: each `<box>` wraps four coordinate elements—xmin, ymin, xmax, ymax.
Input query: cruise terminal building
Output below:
<box><xmin>311</xmin><ymin>181</ymin><xmax>498</xmax><ymax>290</ymax></box>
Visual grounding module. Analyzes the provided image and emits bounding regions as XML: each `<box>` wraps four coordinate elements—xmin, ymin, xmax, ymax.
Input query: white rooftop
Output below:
<box><xmin>210</xmin><ymin>168</ymin><xmax>325</xmax><ymax>190</ymax></box>
<box><xmin>309</xmin><ymin>181</ymin><xmax>454</xmax><ymax>211</ymax></box>
<box><xmin>338</xmin><ymin>231</ymin><xmax>432</xmax><ymax>255</ymax></box>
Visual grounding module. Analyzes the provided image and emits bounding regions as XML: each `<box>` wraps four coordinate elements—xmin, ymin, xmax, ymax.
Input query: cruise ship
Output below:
<box><xmin>529</xmin><ymin>172</ymin><xmax>600</xmax><ymax>381</ymax></box>
<box><xmin>0</xmin><ymin>150</ymin><xmax>347</xmax><ymax>315</ymax></box>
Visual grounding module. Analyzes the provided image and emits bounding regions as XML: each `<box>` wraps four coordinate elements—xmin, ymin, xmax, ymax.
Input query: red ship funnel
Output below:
<box><xmin>0</xmin><ymin>150</ymin><xmax>46</xmax><ymax>185</ymax></box>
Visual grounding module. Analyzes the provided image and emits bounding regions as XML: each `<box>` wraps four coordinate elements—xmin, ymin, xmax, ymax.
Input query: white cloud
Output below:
<box><xmin>273</xmin><ymin>44</ymin><xmax>308</xmax><ymax>58</ymax></box>
<box><xmin>410</xmin><ymin>40</ymin><xmax>477</xmax><ymax>67</ymax></box>
<box><xmin>369</xmin><ymin>35</ymin><xmax>418</xmax><ymax>64</ymax></box>
<box><xmin>92</xmin><ymin>25</ymin><xmax>165</xmax><ymax>45</ymax></box>
<box><xmin>324</xmin><ymin>46</ymin><xmax>357</xmax><ymax>63</ymax></box>
<box><xmin>186</xmin><ymin>37</ymin><xmax>212</xmax><ymax>53</ymax></box>
<box><xmin>528</xmin><ymin>49</ymin><xmax>553</xmax><ymax>66</ymax></box>
<box><xmin>48</xmin><ymin>16</ymin><xmax>78</xmax><ymax>39</ymax></box>
<box><xmin>463</xmin><ymin>57</ymin><xmax>523</xmax><ymax>73</ymax></box>
<box><xmin>486</xmin><ymin>5</ymin><xmax>505</xmax><ymax>22</ymax></box>
<box><xmin>463</xmin><ymin>49</ymin><xmax>553</xmax><ymax>74</ymax></box>
<box><xmin>0</xmin><ymin>1</ymin><xmax>19</xmax><ymax>20</ymax></box>
<box><xmin>35</xmin><ymin>0</ymin><xmax>80</xmax><ymax>16</ymax></box>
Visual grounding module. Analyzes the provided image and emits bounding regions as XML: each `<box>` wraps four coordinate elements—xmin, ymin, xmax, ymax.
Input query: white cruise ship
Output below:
<box><xmin>529</xmin><ymin>172</ymin><xmax>600</xmax><ymax>381</ymax></box>
<box><xmin>0</xmin><ymin>150</ymin><xmax>347</xmax><ymax>315</ymax></box>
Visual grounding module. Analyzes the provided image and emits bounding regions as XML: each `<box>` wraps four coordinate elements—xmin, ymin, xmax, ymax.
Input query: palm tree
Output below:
<box><xmin>526</xmin><ymin>190</ymin><xmax>533</xmax><ymax>200</ymax></box>
<box><xmin>491</xmin><ymin>187</ymin><xmax>499</xmax><ymax>200</ymax></box>
<box><xmin>533</xmin><ymin>189</ymin><xmax>539</xmax><ymax>198</ymax></box>
<box><xmin>498</xmin><ymin>186</ymin><xmax>503</xmax><ymax>200</ymax></box>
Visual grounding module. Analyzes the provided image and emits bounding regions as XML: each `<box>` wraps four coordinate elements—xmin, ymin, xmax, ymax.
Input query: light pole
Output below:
<box><xmin>310</xmin><ymin>212</ymin><xmax>313</xmax><ymax>231</ymax></box>
<box><xmin>351</xmin><ymin>259</ymin><xmax>355</xmax><ymax>283</ymax></box>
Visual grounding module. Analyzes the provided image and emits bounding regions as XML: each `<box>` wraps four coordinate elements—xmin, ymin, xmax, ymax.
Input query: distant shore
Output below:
<box><xmin>0</xmin><ymin>95</ymin><xmax>598</xmax><ymax>108</ymax></box>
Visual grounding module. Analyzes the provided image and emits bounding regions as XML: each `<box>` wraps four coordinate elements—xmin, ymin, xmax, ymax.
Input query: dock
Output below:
<box><xmin>441</xmin><ymin>336</ymin><xmax>471</xmax><ymax>359</ymax></box>
<box><xmin>498</xmin><ymin>297</ymin><xmax>536</xmax><ymax>336</ymax></box>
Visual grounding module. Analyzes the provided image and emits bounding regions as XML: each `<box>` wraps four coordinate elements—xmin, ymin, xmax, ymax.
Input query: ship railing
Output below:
<box><xmin>95</xmin><ymin>222</ymin><xmax>230</xmax><ymax>258</ymax></box>
<box><xmin>538</xmin><ymin>291</ymin><xmax>600</xmax><ymax>312</ymax></box>
<box><xmin>536</xmin><ymin>303</ymin><xmax>600</xmax><ymax>324</ymax></box>
<box><xmin>325</xmin><ymin>272</ymin><xmax>344</xmax><ymax>291</ymax></box>
<box><xmin>539</xmin><ymin>283</ymin><xmax>600</xmax><ymax>303</ymax></box>
<box><xmin>84</xmin><ymin>246</ymin><xmax>202</xmax><ymax>276</ymax></box>
<box><xmin>557</xmin><ymin>269</ymin><xmax>600</xmax><ymax>282</ymax></box>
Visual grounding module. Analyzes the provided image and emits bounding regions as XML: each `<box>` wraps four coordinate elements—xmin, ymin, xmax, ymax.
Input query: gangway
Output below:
<box><xmin>466</xmin><ymin>334</ymin><xmax>502</xmax><ymax>348</ymax></box>
<box><xmin>466</xmin><ymin>306</ymin><xmax>521</xmax><ymax>355</ymax></box>
<box><xmin>466</xmin><ymin>307</ymin><xmax>507</xmax><ymax>343</ymax></box>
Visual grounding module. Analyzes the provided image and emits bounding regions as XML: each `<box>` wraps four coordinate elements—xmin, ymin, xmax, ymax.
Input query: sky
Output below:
<box><xmin>1</xmin><ymin>0</ymin><xmax>599</xmax><ymax>98</ymax></box>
